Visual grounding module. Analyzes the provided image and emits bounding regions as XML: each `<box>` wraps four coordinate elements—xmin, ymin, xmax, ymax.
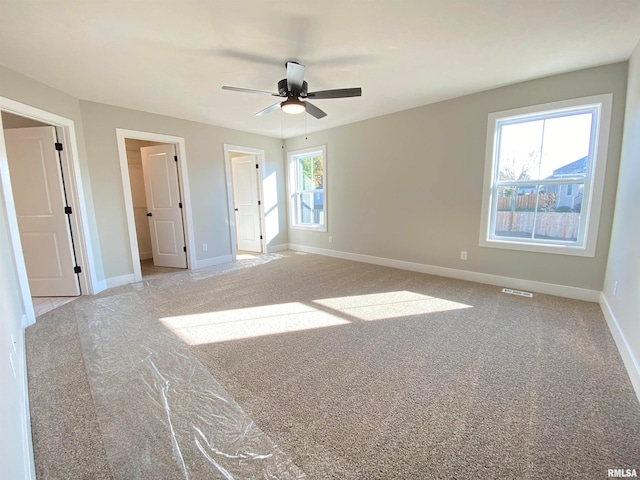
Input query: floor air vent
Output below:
<box><xmin>502</xmin><ymin>288</ymin><xmax>533</xmax><ymax>298</ymax></box>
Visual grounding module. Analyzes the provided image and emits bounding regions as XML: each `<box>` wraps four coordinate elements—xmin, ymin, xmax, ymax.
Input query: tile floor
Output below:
<box><xmin>32</xmin><ymin>296</ymin><xmax>78</xmax><ymax>317</ymax></box>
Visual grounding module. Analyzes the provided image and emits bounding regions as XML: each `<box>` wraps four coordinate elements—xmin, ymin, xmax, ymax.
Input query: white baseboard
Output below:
<box><xmin>195</xmin><ymin>255</ymin><xmax>233</xmax><ymax>270</ymax></box>
<box><xmin>105</xmin><ymin>274</ymin><xmax>136</xmax><ymax>289</ymax></box>
<box><xmin>267</xmin><ymin>243</ymin><xmax>289</xmax><ymax>253</ymax></box>
<box><xmin>92</xmin><ymin>279</ymin><xmax>107</xmax><ymax>294</ymax></box>
<box><xmin>600</xmin><ymin>293</ymin><xmax>640</xmax><ymax>402</ymax></box>
<box><xmin>98</xmin><ymin>253</ymin><xmax>246</xmax><ymax>289</ymax></box>
<box><xmin>287</xmin><ymin>244</ymin><xmax>600</xmax><ymax>302</ymax></box>
<box><xmin>139</xmin><ymin>252</ymin><xmax>153</xmax><ymax>260</ymax></box>
<box><xmin>21</xmin><ymin>313</ymin><xmax>33</xmax><ymax>329</ymax></box>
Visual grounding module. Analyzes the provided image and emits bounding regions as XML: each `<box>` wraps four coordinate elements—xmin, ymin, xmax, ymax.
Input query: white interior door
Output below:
<box><xmin>140</xmin><ymin>144</ymin><xmax>187</xmax><ymax>268</ymax></box>
<box><xmin>4</xmin><ymin>126</ymin><xmax>80</xmax><ymax>296</ymax></box>
<box><xmin>231</xmin><ymin>155</ymin><xmax>262</xmax><ymax>252</ymax></box>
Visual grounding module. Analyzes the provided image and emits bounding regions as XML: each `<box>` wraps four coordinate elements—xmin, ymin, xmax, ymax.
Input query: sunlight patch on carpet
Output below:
<box><xmin>313</xmin><ymin>290</ymin><xmax>472</xmax><ymax>321</ymax></box>
<box><xmin>160</xmin><ymin>302</ymin><xmax>349</xmax><ymax>345</ymax></box>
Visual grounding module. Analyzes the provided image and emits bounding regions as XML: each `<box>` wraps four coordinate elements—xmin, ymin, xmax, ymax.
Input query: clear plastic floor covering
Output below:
<box><xmin>73</xmin><ymin>255</ymin><xmax>305</xmax><ymax>479</ymax></box>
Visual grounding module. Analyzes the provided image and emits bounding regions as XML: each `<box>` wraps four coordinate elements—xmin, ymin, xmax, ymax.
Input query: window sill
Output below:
<box><xmin>290</xmin><ymin>224</ymin><xmax>327</xmax><ymax>233</ymax></box>
<box><xmin>479</xmin><ymin>237</ymin><xmax>595</xmax><ymax>257</ymax></box>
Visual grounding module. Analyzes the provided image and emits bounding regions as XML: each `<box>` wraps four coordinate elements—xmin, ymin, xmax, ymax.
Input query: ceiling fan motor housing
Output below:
<box><xmin>278</xmin><ymin>78</ymin><xmax>308</xmax><ymax>97</ymax></box>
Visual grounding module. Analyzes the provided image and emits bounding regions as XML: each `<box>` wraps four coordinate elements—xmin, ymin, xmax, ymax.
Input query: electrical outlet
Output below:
<box><xmin>613</xmin><ymin>281</ymin><xmax>618</xmax><ymax>296</ymax></box>
<box><xmin>202</xmin><ymin>244</ymin><xmax>208</xmax><ymax>252</ymax></box>
<box><xmin>329</xmin><ymin>236</ymin><xmax>333</xmax><ymax>244</ymax></box>
<box><xmin>460</xmin><ymin>251</ymin><xmax>468</xmax><ymax>260</ymax></box>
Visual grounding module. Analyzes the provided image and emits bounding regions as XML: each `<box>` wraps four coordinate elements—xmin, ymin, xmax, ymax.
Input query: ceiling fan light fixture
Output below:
<box><xmin>281</xmin><ymin>98</ymin><xmax>306</xmax><ymax>114</ymax></box>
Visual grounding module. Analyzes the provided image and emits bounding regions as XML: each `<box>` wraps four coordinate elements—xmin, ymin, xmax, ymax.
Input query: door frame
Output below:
<box><xmin>223</xmin><ymin>144</ymin><xmax>267</xmax><ymax>258</ymax></box>
<box><xmin>0</xmin><ymin>96</ymin><xmax>99</xmax><ymax>327</ymax></box>
<box><xmin>116</xmin><ymin>129</ymin><xmax>195</xmax><ymax>282</ymax></box>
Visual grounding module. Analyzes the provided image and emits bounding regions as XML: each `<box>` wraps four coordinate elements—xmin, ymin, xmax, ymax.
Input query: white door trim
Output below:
<box><xmin>223</xmin><ymin>144</ymin><xmax>267</xmax><ymax>258</ymax></box>
<box><xmin>0</xmin><ymin>96</ymin><xmax>98</xmax><ymax>326</ymax></box>
<box><xmin>116</xmin><ymin>129</ymin><xmax>195</xmax><ymax>282</ymax></box>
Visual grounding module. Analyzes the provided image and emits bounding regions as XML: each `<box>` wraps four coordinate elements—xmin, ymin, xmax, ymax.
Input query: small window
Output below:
<box><xmin>288</xmin><ymin>145</ymin><xmax>326</xmax><ymax>231</ymax></box>
<box><xmin>480</xmin><ymin>94</ymin><xmax>612</xmax><ymax>256</ymax></box>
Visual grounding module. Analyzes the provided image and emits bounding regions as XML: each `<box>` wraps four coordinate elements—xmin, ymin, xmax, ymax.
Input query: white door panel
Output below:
<box><xmin>232</xmin><ymin>155</ymin><xmax>262</xmax><ymax>252</ymax></box>
<box><xmin>22</xmin><ymin>233</ymin><xmax>63</xmax><ymax>277</ymax></box>
<box><xmin>141</xmin><ymin>144</ymin><xmax>187</xmax><ymax>268</ymax></box>
<box><xmin>155</xmin><ymin>220</ymin><xmax>179</xmax><ymax>254</ymax></box>
<box><xmin>4</xmin><ymin>126</ymin><xmax>80</xmax><ymax>296</ymax></box>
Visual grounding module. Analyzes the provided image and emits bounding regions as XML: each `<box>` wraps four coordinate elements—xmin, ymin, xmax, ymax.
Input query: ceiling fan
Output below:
<box><xmin>222</xmin><ymin>61</ymin><xmax>362</xmax><ymax>119</ymax></box>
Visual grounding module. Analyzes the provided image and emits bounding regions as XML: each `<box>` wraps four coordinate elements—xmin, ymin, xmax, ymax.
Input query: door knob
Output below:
<box><xmin>234</xmin><ymin>208</ymin><xmax>238</xmax><ymax>211</ymax></box>
<box><xmin>146</xmin><ymin>212</ymin><xmax>152</xmax><ymax>217</ymax></box>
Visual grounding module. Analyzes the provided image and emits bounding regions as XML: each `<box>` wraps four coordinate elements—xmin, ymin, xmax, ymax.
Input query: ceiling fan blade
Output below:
<box><xmin>222</xmin><ymin>86</ymin><xmax>281</xmax><ymax>96</ymax></box>
<box><xmin>286</xmin><ymin>61</ymin><xmax>306</xmax><ymax>95</ymax></box>
<box><xmin>306</xmin><ymin>88</ymin><xmax>362</xmax><ymax>99</ymax></box>
<box><xmin>303</xmin><ymin>101</ymin><xmax>327</xmax><ymax>119</ymax></box>
<box><xmin>255</xmin><ymin>102</ymin><xmax>282</xmax><ymax>117</ymax></box>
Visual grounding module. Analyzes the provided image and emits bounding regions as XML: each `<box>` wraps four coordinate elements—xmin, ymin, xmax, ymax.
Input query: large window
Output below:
<box><xmin>480</xmin><ymin>94</ymin><xmax>612</xmax><ymax>256</ymax></box>
<box><xmin>288</xmin><ymin>145</ymin><xmax>326</xmax><ymax>231</ymax></box>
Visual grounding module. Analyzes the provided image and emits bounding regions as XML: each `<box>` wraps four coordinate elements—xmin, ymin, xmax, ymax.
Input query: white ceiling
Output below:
<box><xmin>1</xmin><ymin>1</ymin><xmax>639</xmax><ymax>139</ymax></box>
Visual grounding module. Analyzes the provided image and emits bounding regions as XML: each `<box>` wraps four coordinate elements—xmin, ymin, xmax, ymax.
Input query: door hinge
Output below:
<box><xmin>179</xmin><ymin>202</ymin><xmax>182</xmax><ymax>209</ymax></box>
<box><xmin>55</xmin><ymin>142</ymin><xmax>63</xmax><ymax>151</ymax></box>
<box><xmin>74</xmin><ymin>265</ymin><xmax>82</xmax><ymax>274</ymax></box>
<box><xmin>174</xmin><ymin>155</ymin><xmax>178</xmax><ymax>162</ymax></box>
<box><xmin>260</xmin><ymin>235</ymin><xmax>263</xmax><ymax>240</ymax></box>
<box><xmin>258</xmin><ymin>200</ymin><xmax>261</xmax><ymax>206</ymax></box>
<box><xmin>183</xmin><ymin>246</ymin><xmax>187</xmax><ymax>252</ymax></box>
<box><xmin>64</xmin><ymin>206</ymin><xmax>72</xmax><ymax>215</ymax></box>
<box><xmin>256</xmin><ymin>164</ymin><xmax>259</xmax><ymax>169</ymax></box>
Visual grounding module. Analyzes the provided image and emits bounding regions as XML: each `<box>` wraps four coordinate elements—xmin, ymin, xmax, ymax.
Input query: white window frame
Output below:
<box><xmin>288</xmin><ymin>145</ymin><xmax>327</xmax><ymax>232</ymax></box>
<box><xmin>479</xmin><ymin>94</ymin><xmax>612</xmax><ymax>257</ymax></box>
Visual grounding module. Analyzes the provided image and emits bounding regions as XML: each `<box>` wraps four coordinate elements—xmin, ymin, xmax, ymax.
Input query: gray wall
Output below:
<box><xmin>0</xmin><ymin>65</ymin><xmax>290</xmax><ymax>283</ymax></box>
<box><xmin>79</xmin><ymin>101</ymin><xmax>288</xmax><ymax>279</ymax></box>
<box><xmin>285</xmin><ymin>63</ymin><xmax>627</xmax><ymax>291</ymax></box>
<box><xmin>604</xmin><ymin>41</ymin><xmax>640</xmax><ymax>391</ymax></box>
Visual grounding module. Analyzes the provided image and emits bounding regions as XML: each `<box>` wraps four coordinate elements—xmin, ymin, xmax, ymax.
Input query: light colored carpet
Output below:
<box><xmin>26</xmin><ymin>251</ymin><xmax>640</xmax><ymax>479</ymax></box>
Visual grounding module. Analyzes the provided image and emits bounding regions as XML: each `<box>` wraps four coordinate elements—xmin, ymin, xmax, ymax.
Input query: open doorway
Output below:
<box><xmin>0</xmin><ymin>98</ymin><xmax>98</xmax><ymax>325</ymax></box>
<box><xmin>125</xmin><ymin>138</ymin><xmax>187</xmax><ymax>277</ymax></box>
<box><xmin>224</xmin><ymin>144</ymin><xmax>267</xmax><ymax>258</ymax></box>
<box><xmin>116</xmin><ymin>129</ymin><xmax>195</xmax><ymax>283</ymax></box>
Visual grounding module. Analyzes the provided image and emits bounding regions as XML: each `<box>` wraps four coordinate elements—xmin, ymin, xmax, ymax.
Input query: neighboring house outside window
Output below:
<box><xmin>544</xmin><ymin>157</ymin><xmax>586</xmax><ymax>211</ymax></box>
<box><xmin>288</xmin><ymin>145</ymin><xmax>327</xmax><ymax>231</ymax></box>
<box><xmin>479</xmin><ymin>94</ymin><xmax>612</xmax><ymax>256</ymax></box>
